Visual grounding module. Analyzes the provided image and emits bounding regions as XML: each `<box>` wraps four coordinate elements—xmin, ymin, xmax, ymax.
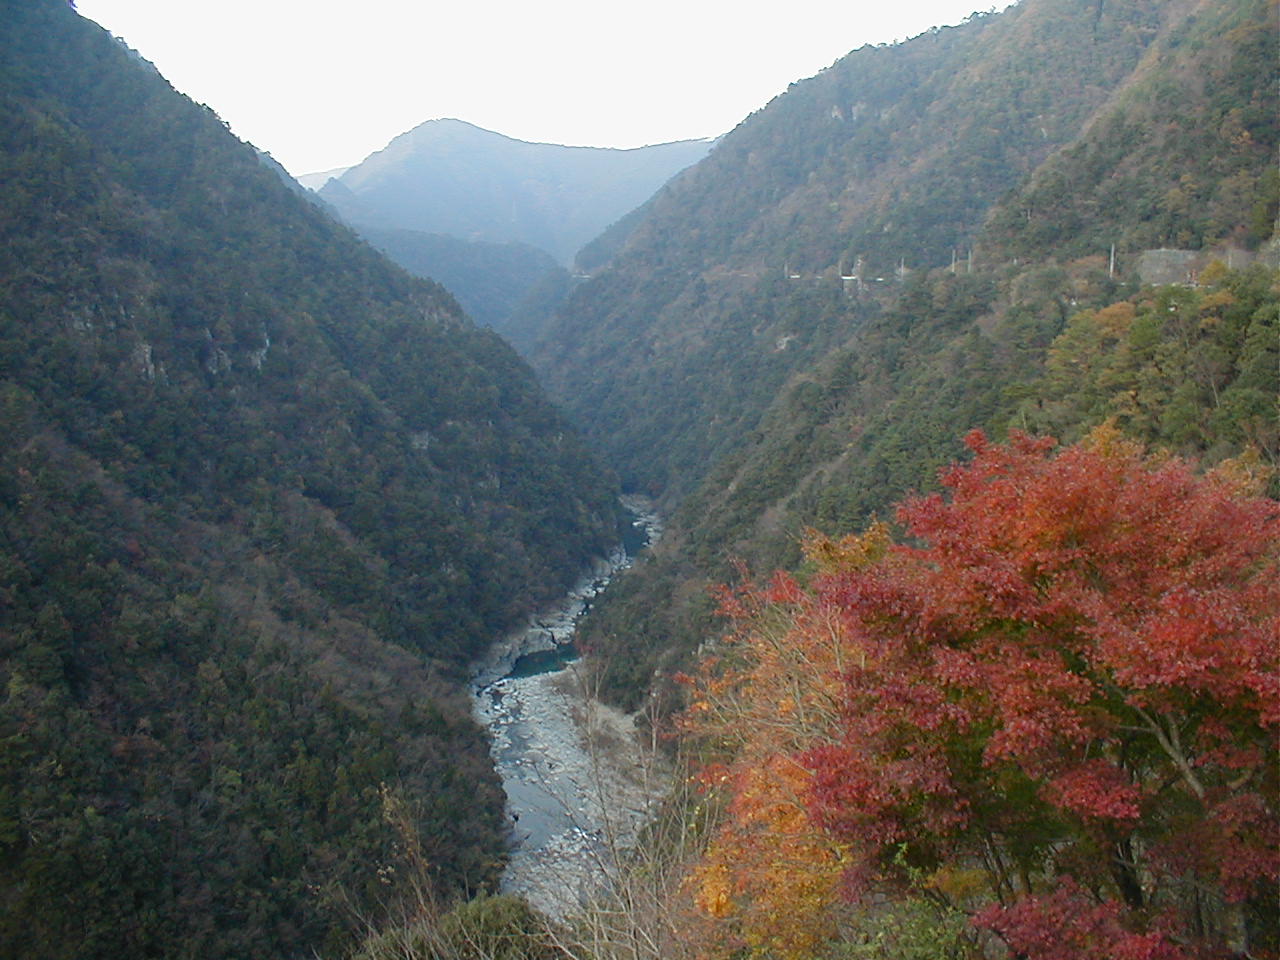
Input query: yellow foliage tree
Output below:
<box><xmin>677</xmin><ymin>526</ymin><xmax>890</xmax><ymax>958</ymax></box>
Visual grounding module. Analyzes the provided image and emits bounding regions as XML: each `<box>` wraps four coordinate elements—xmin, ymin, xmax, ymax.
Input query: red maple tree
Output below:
<box><xmin>683</xmin><ymin>429</ymin><xmax>1279</xmax><ymax>957</ymax></box>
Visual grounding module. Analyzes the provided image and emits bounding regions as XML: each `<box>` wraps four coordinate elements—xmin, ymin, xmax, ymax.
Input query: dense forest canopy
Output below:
<box><xmin>0</xmin><ymin>1</ymin><xmax>621</xmax><ymax>956</ymax></box>
<box><xmin>553</xmin><ymin>0</ymin><xmax>1278</xmax><ymax>711</ymax></box>
<box><xmin>353</xmin><ymin>227</ymin><xmax>564</xmax><ymax>347</ymax></box>
<box><xmin>526</xmin><ymin>0</ymin><xmax>1278</xmax><ymax>954</ymax></box>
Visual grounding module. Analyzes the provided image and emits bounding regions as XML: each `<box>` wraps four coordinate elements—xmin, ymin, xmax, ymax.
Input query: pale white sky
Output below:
<box><xmin>74</xmin><ymin>0</ymin><xmax>1014</xmax><ymax>176</ymax></box>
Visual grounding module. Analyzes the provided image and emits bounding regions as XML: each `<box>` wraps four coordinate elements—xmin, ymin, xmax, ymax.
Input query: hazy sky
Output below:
<box><xmin>74</xmin><ymin>0</ymin><xmax>1015</xmax><ymax>176</ymax></box>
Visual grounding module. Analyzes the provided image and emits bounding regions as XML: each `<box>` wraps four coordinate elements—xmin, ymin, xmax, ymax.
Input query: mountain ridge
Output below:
<box><xmin>531</xmin><ymin>0</ymin><xmax>1278</xmax><ymax>709</ymax></box>
<box><xmin>0</xmin><ymin>2</ymin><xmax>622</xmax><ymax>955</ymax></box>
<box><xmin>319</xmin><ymin>118</ymin><xmax>714</xmax><ymax>265</ymax></box>
<box><xmin>531</xmin><ymin>0</ymin><xmax>1274</xmax><ymax>501</ymax></box>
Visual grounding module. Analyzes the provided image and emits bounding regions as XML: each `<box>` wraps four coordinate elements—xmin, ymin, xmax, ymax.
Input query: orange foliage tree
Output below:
<box><xmin>679</xmin><ymin>551</ymin><xmax>876</xmax><ymax>957</ymax></box>
<box><xmin>680</xmin><ymin>430</ymin><xmax>1279</xmax><ymax>958</ymax></box>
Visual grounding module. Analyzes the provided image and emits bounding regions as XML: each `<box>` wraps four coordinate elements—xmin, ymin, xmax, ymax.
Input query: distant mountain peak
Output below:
<box><xmin>396</xmin><ymin>116</ymin><xmax>711</xmax><ymax>151</ymax></box>
<box><xmin>295</xmin><ymin>164</ymin><xmax>352</xmax><ymax>190</ymax></box>
<box><xmin>322</xmin><ymin>118</ymin><xmax>714</xmax><ymax>264</ymax></box>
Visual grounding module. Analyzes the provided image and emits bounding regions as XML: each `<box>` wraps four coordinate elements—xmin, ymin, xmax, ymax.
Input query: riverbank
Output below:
<box><xmin>469</xmin><ymin>497</ymin><xmax>668</xmax><ymax>917</ymax></box>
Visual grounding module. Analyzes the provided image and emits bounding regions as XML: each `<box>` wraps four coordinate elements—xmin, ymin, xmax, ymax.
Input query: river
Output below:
<box><xmin>469</xmin><ymin>496</ymin><xmax>667</xmax><ymax>918</ymax></box>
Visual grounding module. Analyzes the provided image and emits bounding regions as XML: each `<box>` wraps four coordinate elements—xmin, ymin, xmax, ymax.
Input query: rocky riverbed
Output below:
<box><xmin>470</xmin><ymin>497</ymin><xmax>667</xmax><ymax>917</ymax></box>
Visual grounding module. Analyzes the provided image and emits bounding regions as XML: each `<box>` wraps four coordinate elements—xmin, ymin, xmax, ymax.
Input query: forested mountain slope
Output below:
<box><xmin>984</xmin><ymin>0</ymin><xmax>1279</xmax><ymax>259</ymax></box>
<box><xmin>544</xmin><ymin>0</ymin><xmax>1278</xmax><ymax>707</ymax></box>
<box><xmin>519</xmin><ymin>5</ymin><xmax>1277</xmax><ymax>953</ymax></box>
<box><xmin>0</xmin><ymin>1</ymin><xmax>620</xmax><ymax>956</ymax></box>
<box><xmin>532</xmin><ymin>0</ymin><xmax>1271</xmax><ymax>502</ymax></box>
<box><xmin>356</xmin><ymin>226</ymin><xmax>563</xmax><ymax>346</ymax></box>
<box><xmin>312</xmin><ymin>122</ymin><xmax>711</xmax><ymax>350</ymax></box>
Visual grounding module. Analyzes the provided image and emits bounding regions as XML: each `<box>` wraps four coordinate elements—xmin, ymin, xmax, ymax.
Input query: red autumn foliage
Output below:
<box><xmin>683</xmin><ymin>430</ymin><xmax>1279</xmax><ymax>957</ymax></box>
<box><xmin>973</xmin><ymin>878</ymin><xmax>1186</xmax><ymax>960</ymax></box>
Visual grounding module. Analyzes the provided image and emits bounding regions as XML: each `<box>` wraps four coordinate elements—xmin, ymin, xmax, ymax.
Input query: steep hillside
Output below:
<box><xmin>357</xmin><ymin>226</ymin><xmax>562</xmax><ymax>344</ymax></box>
<box><xmin>532</xmin><ymin>0</ymin><xmax>1205</xmax><ymax>500</ymax></box>
<box><xmin>545</xmin><ymin>0</ymin><xmax>1278</xmax><ymax>707</ymax></box>
<box><xmin>0</xmin><ymin>2</ymin><xmax>621</xmax><ymax>956</ymax></box>
<box><xmin>316</xmin><ymin>119</ymin><xmax>713</xmax><ymax>265</ymax></box>
<box><xmin>984</xmin><ymin>0</ymin><xmax>1279</xmax><ymax>259</ymax></box>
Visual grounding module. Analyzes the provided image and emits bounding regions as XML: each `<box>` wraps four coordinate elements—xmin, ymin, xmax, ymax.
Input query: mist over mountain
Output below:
<box><xmin>295</xmin><ymin>164</ymin><xmax>350</xmax><ymax>190</ymax></box>
<box><xmin>308</xmin><ymin>120</ymin><xmax>712</xmax><ymax>348</ymax></box>
<box><xmin>315</xmin><ymin>119</ymin><xmax>713</xmax><ymax>266</ymax></box>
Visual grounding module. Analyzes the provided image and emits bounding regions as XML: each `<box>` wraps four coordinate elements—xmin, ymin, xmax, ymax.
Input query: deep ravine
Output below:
<box><xmin>469</xmin><ymin>497</ymin><xmax>668</xmax><ymax>917</ymax></box>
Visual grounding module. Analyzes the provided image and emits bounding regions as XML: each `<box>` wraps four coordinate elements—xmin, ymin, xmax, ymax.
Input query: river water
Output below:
<box><xmin>470</xmin><ymin>496</ymin><xmax>667</xmax><ymax>918</ymax></box>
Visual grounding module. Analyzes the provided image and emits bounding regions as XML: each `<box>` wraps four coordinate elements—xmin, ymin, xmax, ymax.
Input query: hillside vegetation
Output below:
<box><xmin>544</xmin><ymin>0</ymin><xmax>1278</xmax><ymax>709</ymax></box>
<box><xmin>679</xmin><ymin>430</ymin><xmax>1277</xmax><ymax>958</ymax></box>
<box><xmin>512</xmin><ymin>1</ymin><xmax>1277</xmax><ymax>953</ymax></box>
<box><xmin>355</xmin><ymin>228</ymin><xmax>562</xmax><ymax>348</ymax></box>
<box><xmin>532</xmin><ymin>0</ymin><xmax>1214</xmax><ymax>498</ymax></box>
<box><xmin>0</xmin><ymin>2</ymin><xmax>621</xmax><ymax>956</ymax></box>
